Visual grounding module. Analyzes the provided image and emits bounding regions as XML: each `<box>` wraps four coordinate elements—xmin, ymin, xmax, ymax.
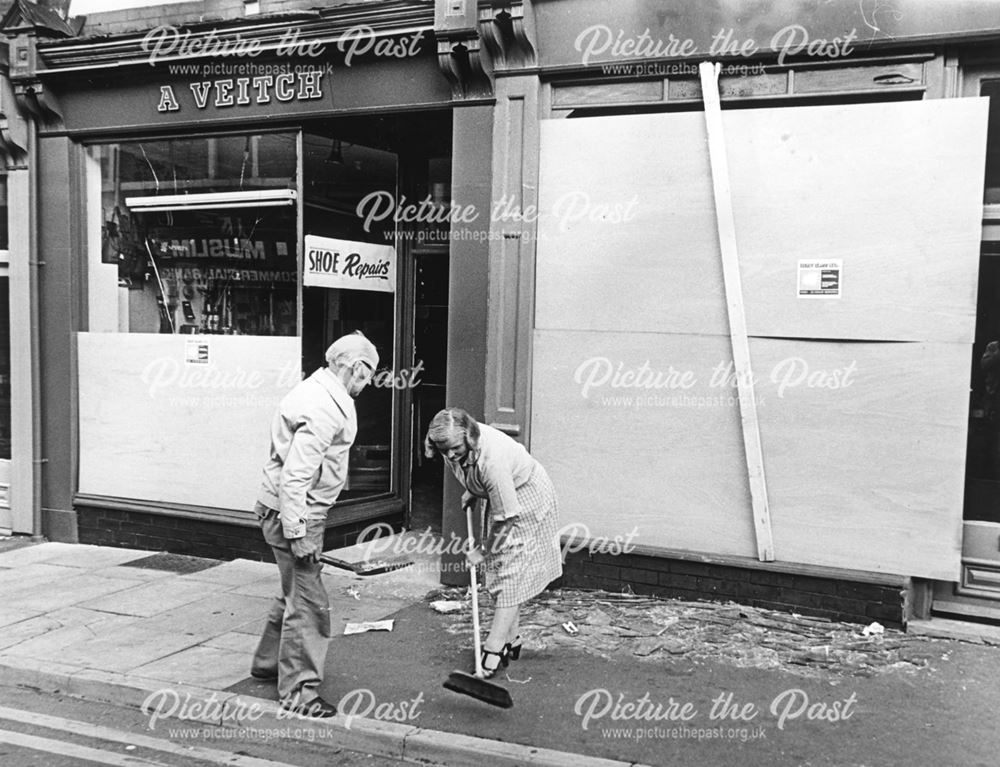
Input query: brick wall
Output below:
<box><xmin>76</xmin><ymin>508</ymin><xmax>908</xmax><ymax>624</ymax></box>
<box><xmin>556</xmin><ymin>550</ymin><xmax>910</xmax><ymax>628</ymax></box>
<box><xmin>77</xmin><ymin>506</ymin><xmax>405</xmax><ymax>562</ymax></box>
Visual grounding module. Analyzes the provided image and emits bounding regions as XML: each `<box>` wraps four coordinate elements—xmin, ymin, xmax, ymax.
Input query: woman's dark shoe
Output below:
<box><xmin>504</xmin><ymin>636</ymin><xmax>522</xmax><ymax>661</ymax></box>
<box><xmin>480</xmin><ymin>647</ymin><xmax>509</xmax><ymax>679</ymax></box>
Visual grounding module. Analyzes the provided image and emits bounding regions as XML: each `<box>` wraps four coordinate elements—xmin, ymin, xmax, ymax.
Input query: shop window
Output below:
<box><xmin>984</xmin><ymin>80</ymin><xmax>1000</xmax><ymax>205</ymax></box>
<box><xmin>87</xmin><ymin>134</ymin><xmax>297</xmax><ymax>335</ymax></box>
<box><xmin>78</xmin><ymin>134</ymin><xmax>301</xmax><ymax>514</ymax></box>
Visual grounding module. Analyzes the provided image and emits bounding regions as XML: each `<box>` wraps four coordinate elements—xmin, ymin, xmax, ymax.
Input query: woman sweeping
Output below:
<box><xmin>425</xmin><ymin>408</ymin><xmax>563</xmax><ymax>678</ymax></box>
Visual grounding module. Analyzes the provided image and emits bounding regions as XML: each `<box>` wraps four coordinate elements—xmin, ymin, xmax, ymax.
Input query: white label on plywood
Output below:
<box><xmin>797</xmin><ymin>259</ymin><xmax>842</xmax><ymax>299</ymax></box>
<box><xmin>184</xmin><ymin>340</ymin><xmax>210</xmax><ymax>365</ymax></box>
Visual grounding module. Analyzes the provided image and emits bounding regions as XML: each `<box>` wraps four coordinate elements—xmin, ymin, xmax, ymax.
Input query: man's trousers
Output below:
<box><xmin>252</xmin><ymin>503</ymin><xmax>330</xmax><ymax>704</ymax></box>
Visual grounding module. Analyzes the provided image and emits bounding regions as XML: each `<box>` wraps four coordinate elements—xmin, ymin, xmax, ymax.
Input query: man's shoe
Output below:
<box><xmin>250</xmin><ymin>667</ymin><xmax>278</xmax><ymax>680</ymax></box>
<box><xmin>280</xmin><ymin>696</ymin><xmax>337</xmax><ymax>719</ymax></box>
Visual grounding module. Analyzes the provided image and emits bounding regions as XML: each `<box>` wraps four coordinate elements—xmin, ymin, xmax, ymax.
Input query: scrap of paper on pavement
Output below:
<box><xmin>343</xmin><ymin>619</ymin><xmax>395</xmax><ymax>635</ymax></box>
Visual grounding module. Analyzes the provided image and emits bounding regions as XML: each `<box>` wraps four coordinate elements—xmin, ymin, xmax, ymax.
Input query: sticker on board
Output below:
<box><xmin>304</xmin><ymin>235</ymin><xmax>396</xmax><ymax>293</ymax></box>
<box><xmin>185</xmin><ymin>340</ymin><xmax>210</xmax><ymax>365</ymax></box>
<box><xmin>797</xmin><ymin>259</ymin><xmax>842</xmax><ymax>299</ymax></box>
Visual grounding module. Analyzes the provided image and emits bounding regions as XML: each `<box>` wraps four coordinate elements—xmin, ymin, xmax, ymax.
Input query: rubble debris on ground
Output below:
<box><xmin>426</xmin><ymin>587</ymin><xmax>946</xmax><ymax>678</ymax></box>
<box><xmin>430</xmin><ymin>600</ymin><xmax>464</xmax><ymax>614</ymax></box>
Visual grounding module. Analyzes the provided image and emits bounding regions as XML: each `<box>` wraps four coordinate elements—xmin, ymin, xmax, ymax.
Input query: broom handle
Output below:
<box><xmin>467</xmin><ymin>503</ymin><xmax>484</xmax><ymax>679</ymax></box>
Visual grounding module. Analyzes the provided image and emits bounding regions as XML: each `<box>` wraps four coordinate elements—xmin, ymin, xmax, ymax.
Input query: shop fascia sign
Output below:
<box><xmin>304</xmin><ymin>235</ymin><xmax>396</xmax><ymax>293</ymax></box>
<box><xmin>156</xmin><ymin>69</ymin><xmax>324</xmax><ymax>113</ymax></box>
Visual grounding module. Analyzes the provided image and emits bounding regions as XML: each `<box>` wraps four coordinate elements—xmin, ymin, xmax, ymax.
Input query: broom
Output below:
<box><xmin>442</xmin><ymin>505</ymin><xmax>513</xmax><ymax>708</ymax></box>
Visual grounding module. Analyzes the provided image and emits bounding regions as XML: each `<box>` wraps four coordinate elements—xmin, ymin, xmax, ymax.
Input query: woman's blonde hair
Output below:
<box><xmin>423</xmin><ymin>407</ymin><xmax>481</xmax><ymax>459</ymax></box>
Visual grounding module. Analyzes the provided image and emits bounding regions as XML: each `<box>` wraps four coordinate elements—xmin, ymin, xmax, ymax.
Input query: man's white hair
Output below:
<box><xmin>325</xmin><ymin>330</ymin><xmax>379</xmax><ymax>370</ymax></box>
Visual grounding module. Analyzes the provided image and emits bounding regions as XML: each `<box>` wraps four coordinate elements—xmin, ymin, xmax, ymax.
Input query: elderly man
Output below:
<box><xmin>251</xmin><ymin>330</ymin><xmax>379</xmax><ymax>718</ymax></box>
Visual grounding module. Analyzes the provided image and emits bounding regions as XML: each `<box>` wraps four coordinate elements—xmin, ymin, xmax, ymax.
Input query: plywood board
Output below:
<box><xmin>730</xmin><ymin>97</ymin><xmax>988</xmax><ymax>343</ymax></box>
<box><xmin>535</xmin><ymin>112</ymin><xmax>728</xmax><ymax>336</ymax></box>
<box><xmin>77</xmin><ymin>333</ymin><xmax>300</xmax><ymax>511</ymax></box>
<box><xmin>749</xmin><ymin>339</ymin><xmax>968</xmax><ymax>580</ymax></box>
<box><xmin>531</xmin><ymin>329</ymin><xmax>967</xmax><ymax>579</ymax></box>
<box><xmin>535</xmin><ymin>98</ymin><xmax>987</xmax><ymax>343</ymax></box>
<box><xmin>530</xmin><ymin>329</ymin><xmax>757</xmax><ymax>558</ymax></box>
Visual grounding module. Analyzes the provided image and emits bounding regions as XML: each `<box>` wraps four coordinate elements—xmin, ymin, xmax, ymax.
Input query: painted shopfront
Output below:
<box><xmin>3</xmin><ymin>0</ymin><xmax>1000</xmax><ymax>624</ymax></box>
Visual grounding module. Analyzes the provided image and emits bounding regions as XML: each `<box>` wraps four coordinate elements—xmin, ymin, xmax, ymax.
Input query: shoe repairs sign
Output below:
<box><xmin>304</xmin><ymin>235</ymin><xmax>396</xmax><ymax>293</ymax></box>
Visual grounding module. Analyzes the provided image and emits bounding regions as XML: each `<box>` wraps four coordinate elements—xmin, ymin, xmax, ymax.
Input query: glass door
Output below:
<box><xmin>301</xmin><ymin>130</ymin><xmax>402</xmax><ymax>505</ymax></box>
<box><xmin>408</xmin><ymin>245</ymin><xmax>448</xmax><ymax>533</ymax></box>
<box><xmin>0</xmin><ymin>272</ymin><xmax>10</xmax><ymax>533</ymax></box>
<box><xmin>0</xmin><ymin>175</ymin><xmax>11</xmax><ymax>531</ymax></box>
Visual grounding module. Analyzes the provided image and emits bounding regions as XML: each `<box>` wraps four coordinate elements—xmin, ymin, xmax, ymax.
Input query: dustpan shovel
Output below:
<box><xmin>442</xmin><ymin>504</ymin><xmax>513</xmax><ymax>708</ymax></box>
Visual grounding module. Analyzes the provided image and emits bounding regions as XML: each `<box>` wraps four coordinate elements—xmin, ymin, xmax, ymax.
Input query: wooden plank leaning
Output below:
<box><xmin>698</xmin><ymin>61</ymin><xmax>775</xmax><ymax>562</ymax></box>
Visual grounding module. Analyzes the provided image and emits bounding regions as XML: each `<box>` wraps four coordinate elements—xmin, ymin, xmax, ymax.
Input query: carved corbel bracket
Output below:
<box><xmin>14</xmin><ymin>80</ymin><xmax>62</xmax><ymax>126</ymax></box>
<box><xmin>436</xmin><ymin>32</ymin><xmax>492</xmax><ymax>99</ymax></box>
<box><xmin>479</xmin><ymin>1</ymin><xmax>536</xmax><ymax>69</ymax></box>
<box><xmin>0</xmin><ymin>111</ymin><xmax>28</xmax><ymax>169</ymax></box>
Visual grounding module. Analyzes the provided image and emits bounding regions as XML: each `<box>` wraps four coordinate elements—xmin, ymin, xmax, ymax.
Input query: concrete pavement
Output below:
<box><xmin>0</xmin><ymin>538</ymin><xmax>639</xmax><ymax>767</ymax></box>
<box><xmin>1</xmin><ymin>537</ymin><xmax>1000</xmax><ymax>766</ymax></box>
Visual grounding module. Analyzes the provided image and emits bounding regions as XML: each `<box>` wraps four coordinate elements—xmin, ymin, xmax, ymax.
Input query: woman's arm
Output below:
<box><xmin>480</xmin><ymin>454</ymin><xmax>521</xmax><ymax>520</ymax></box>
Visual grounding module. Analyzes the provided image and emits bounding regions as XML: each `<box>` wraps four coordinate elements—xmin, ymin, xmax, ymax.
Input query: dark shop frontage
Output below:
<box><xmin>9</xmin><ymin>0</ymin><xmax>493</xmax><ymax>560</ymax></box>
<box><xmin>7</xmin><ymin>0</ymin><xmax>1000</xmax><ymax>627</ymax></box>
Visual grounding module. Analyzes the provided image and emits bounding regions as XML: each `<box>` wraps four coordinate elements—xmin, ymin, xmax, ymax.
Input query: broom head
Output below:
<box><xmin>443</xmin><ymin>670</ymin><xmax>513</xmax><ymax>709</ymax></box>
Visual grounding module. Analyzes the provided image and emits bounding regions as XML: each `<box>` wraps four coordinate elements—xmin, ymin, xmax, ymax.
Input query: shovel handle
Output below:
<box><xmin>466</xmin><ymin>503</ymin><xmax>484</xmax><ymax>678</ymax></box>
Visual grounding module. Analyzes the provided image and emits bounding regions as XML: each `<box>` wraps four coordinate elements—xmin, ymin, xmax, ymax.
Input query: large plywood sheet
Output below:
<box><xmin>78</xmin><ymin>333</ymin><xmax>300</xmax><ymax>511</ymax></box>
<box><xmin>531</xmin><ymin>330</ymin><xmax>967</xmax><ymax>579</ymax></box>
<box><xmin>531</xmin><ymin>329</ymin><xmax>757</xmax><ymax>558</ymax></box>
<box><xmin>532</xmin><ymin>97</ymin><xmax>986</xmax><ymax>578</ymax></box>
<box><xmin>536</xmin><ymin>98</ymin><xmax>987</xmax><ymax>343</ymax></box>
<box><xmin>535</xmin><ymin>113</ymin><xmax>728</xmax><ymax>336</ymax></box>
<box><xmin>750</xmin><ymin>339</ymin><xmax>967</xmax><ymax>580</ymax></box>
<box><xmin>731</xmin><ymin>98</ymin><xmax>988</xmax><ymax>343</ymax></box>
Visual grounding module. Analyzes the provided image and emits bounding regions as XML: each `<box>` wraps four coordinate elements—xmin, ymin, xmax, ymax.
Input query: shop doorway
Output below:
<box><xmin>300</xmin><ymin>112</ymin><xmax>451</xmax><ymax>533</ymax></box>
<box><xmin>933</xmin><ymin>73</ymin><xmax>1000</xmax><ymax>620</ymax></box>
<box><xmin>302</xmin><ymin>132</ymin><xmax>399</xmax><ymax>505</ymax></box>
<box><xmin>0</xmin><ymin>273</ymin><xmax>9</xmax><ymax>533</ymax></box>
<box><xmin>408</xmin><ymin>246</ymin><xmax>448</xmax><ymax>534</ymax></box>
<box><xmin>0</xmin><ymin>183</ymin><xmax>12</xmax><ymax>532</ymax></box>
<box><xmin>934</xmin><ymin>247</ymin><xmax>1000</xmax><ymax>619</ymax></box>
